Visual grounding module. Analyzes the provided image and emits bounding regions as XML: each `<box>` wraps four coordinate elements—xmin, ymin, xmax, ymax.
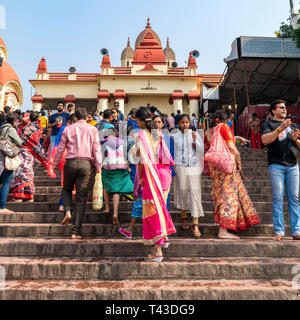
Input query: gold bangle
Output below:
<box><xmin>276</xmin><ymin>127</ymin><xmax>283</xmax><ymax>133</ymax></box>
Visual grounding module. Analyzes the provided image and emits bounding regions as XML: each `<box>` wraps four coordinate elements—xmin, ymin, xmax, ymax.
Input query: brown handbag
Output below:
<box><xmin>0</xmin><ymin>126</ymin><xmax>20</xmax><ymax>158</ymax></box>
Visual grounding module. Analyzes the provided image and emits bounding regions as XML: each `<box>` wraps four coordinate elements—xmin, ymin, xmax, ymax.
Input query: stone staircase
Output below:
<box><xmin>0</xmin><ymin>148</ymin><xmax>300</xmax><ymax>300</ymax></box>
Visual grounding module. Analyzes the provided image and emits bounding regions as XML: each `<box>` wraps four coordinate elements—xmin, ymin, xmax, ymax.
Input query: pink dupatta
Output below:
<box><xmin>138</xmin><ymin>130</ymin><xmax>176</xmax><ymax>245</ymax></box>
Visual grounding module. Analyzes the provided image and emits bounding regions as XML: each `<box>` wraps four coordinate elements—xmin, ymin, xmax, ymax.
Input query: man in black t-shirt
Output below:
<box><xmin>261</xmin><ymin>99</ymin><xmax>300</xmax><ymax>241</ymax></box>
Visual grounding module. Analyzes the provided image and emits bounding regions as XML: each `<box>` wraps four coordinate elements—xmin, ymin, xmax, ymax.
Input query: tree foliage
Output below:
<box><xmin>275</xmin><ymin>21</ymin><xmax>295</xmax><ymax>38</ymax></box>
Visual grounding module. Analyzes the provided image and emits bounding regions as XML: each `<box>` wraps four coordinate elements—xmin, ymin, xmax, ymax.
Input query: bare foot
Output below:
<box><xmin>192</xmin><ymin>225</ymin><xmax>201</xmax><ymax>238</ymax></box>
<box><xmin>274</xmin><ymin>234</ymin><xmax>284</xmax><ymax>241</ymax></box>
<box><xmin>218</xmin><ymin>232</ymin><xmax>240</xmax><ymax>240</ymax></box>
<box><xmin>181</xmin><ymin>218</ymin><xmax>190</xmax><ymax>230</ymax></box>
<box><xmin>71</xmin><ymin>234</ymin><xmax>83</xmax><ymax>240</ymax></box>
<box><xmin>0</xmin><ymin>208</ymin><xmax>14</xmax><ymax>213</ymax></box>
<box><xmin>61</xmin><ymin>211</ymin><xmax>72</xmax><ymax>225</ymax></box>
<box><xmin>113</xmin><ymin>217</ymin><xmax>120</xmax><ymax>226</ymax></box>
<box><xmin>100</xmin><ymin>208</ymin><xmax>110</xmax><ymax>214</ymax></box>
<box><xmin>59</xmin><ymin>206</ymin><xmax>64</xmax><ymax>212</ymax></box>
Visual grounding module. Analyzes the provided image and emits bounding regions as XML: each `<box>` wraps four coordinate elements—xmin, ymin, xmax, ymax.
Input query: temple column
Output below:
<box><xmin>31</xmin><ymin>95</ymin><xmax>44</xmax><ymax>112</ymax></box>
<box><xmin>188</xmin><ymin>90</ymin><xmax>200</xmax><ymax>118</ymax></box>
<box><xmin>64</xmin><ymin>95</ymin><xmax>76</xmax><ymax>113</ymax></box>
<box><xmin>172</xmin><ymin>90</ymin><xmax>184</xmax><ymax>114</ymax></box>
<box><xmin>97</xmin><ymin>90</ymin><xmax>110</xmax><ymax>112</ymax></box>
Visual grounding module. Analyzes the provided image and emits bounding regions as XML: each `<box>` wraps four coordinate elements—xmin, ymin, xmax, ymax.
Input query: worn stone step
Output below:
<box><xmin>1</xmin><ymin>257</ymin><xmax>299</xmax><ymax>281</ymax></box>
<box><xmin>0</xmin><ymin>237</ymin><xmax>299</xmax><ymax>258</ymax></box>
<box><xmin>33</xmin><ymin>180</ymin><xmax>61</xmax><ymax>187</ymax></box>
<box><xmin>0</xmin><ymin>223</ymin><xmax>287</xmax><ymax>238</ymax></box>
<box><xmin>33</xmin><ymin>186</ymin><xmax>277</xmax><ymax>196</ymax></box>
<box><xmin>0</xmin><ymin>211</ymin><xmax>286</xmax><ymax>224</ymax></box>
<box><xmin>4</xmin><ymin>201</ymin><xmax>280</xmax><ymax>212</ymax></box>
<box><xmin>33</xmin><ymin>179</ymin><xmax>275</xmax><ymax>188</ymax></box>
<box><xmin>0</xmin><ymin>279</ymin><xmax>297</xmax><ymax>300</ymax></box>
<box><xmin>10</xmin><ymin>193</ymin><xmax>279</xmax><ymax>203</ymax></box>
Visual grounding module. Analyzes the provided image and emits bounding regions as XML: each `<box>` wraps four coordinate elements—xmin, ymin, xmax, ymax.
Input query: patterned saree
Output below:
<box><xmin>205</xmin><ymin>124</ymin><xmax>261</xmax><ymax>231</ymax></box>
<box><xmin>11</xmin><ymin>121</ymin><xmax>48</xmax><ymax>200</ymax></box>
<box><xmin>138</xmin><ymin>130</ymin><xmax>176</xmax><ymax>245</ymax></box>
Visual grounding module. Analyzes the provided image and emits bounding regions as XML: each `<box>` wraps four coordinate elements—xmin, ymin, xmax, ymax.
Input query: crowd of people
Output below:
<box><xmin>0</xmin><ymin>98</ymin><xmax>299</xmax><ymax>263</ymax></box>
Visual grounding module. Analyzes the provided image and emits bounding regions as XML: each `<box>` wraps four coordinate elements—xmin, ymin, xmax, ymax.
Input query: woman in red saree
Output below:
<box><xmin>204</xmin><ymin>110</ymin><xmax>260</xmax><ymax>239</ymax></box>
<box><xmin>136</xmin><ymin>107</ymin><xmax>176</xmax><ymax>262</ymax></box>
<box><xmin>10</xmin><ymin>112</ymin><xmax>48</xmax><ymax>202</ymax></box>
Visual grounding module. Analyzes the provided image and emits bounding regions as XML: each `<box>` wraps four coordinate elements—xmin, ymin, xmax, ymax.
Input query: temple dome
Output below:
<box><xmin>0</xmin><ymin>60</ymin><xmax>21</xmax><ymax>87</ymax></box>
<box><xmin>135</xmin><ymin>18</ymin><xmax>162</xmax><ymax>48</ymax></box>
<box><xmin>0</xmin><ymin>38</ymin><xmax>6</xmax><ymax>48</ymax></box>
<box><xmin>121</xmin><ymin>38</ymin><xmax>134</xmax><ymax>61</ymax></box>
<box><xmin>163</xmin><ymin>37</ymin><xmax>175</xmax><ymax>60</ymax></box>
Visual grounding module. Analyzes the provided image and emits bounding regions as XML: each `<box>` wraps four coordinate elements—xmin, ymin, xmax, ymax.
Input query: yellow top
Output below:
<box><xmin>88</xmin><ymin>120</ymin><xmax>98</xmax><ymax>127</ymax></box>
<box><xmin>39</xmin><ymin>116</ymin><xmax>48</xmax><ymax>128</ymax></box>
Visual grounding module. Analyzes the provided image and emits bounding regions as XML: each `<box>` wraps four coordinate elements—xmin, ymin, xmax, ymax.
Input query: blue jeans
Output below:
<box><xmin>0</xmin><ymin>170</ymin><xmax>14</xmax><ymax>209</ymax></box>
<box><xmin>50</xmin><ymin>135</ymin><xmax>57</xmax><ymax>153</ymax></box>
<box><xmin>269</xmin><ymin>163</ymin><xmax>300</xmax><ymax>237</ymax></box>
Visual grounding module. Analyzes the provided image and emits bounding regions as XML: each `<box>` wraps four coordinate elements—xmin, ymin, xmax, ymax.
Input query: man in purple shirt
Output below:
<box><xmin>53</xmin><ymin>108</ymin><xmax>102</xmax><ymax>239</ymax></box>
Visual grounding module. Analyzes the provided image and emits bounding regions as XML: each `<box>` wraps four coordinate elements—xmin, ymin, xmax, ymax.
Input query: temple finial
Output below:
<box><xmin>146</xmin><ymin>17</ymin><xmax>151</xmax><ymax>28</ymax></box>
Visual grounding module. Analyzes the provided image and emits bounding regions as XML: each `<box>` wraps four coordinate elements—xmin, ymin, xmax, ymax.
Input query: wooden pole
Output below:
<box><xmin>243</xmin><ymin>60</ymin><xmax>251</xmax><ymax>107</ymax></box>
<box><xmin>232</xmin><ymin>83</ymin><xmax>237</xmax><ymax>111</ymax></box>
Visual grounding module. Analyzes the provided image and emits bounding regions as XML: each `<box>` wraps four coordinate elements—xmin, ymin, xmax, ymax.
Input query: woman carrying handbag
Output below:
<box><xmin>204</xmin><ymin>110</ymin><xmax>260</xmax><ymax>239</ymax></box>
<box><xmin>0</xmin><ymin>113</ymin><xmax>23</xmax><ymax>213</ymax></box>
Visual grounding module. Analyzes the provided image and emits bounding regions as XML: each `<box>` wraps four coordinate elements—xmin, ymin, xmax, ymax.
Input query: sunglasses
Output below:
<box><xmin>277</xmin><ymin>106</ymin><xmax>287</xmax><ymax>110</ymax></box>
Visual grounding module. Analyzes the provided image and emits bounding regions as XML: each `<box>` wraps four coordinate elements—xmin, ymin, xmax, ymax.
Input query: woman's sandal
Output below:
<box><xmin>162</xmin><ymin>237</ymin><xmax>170</xmax><ymax>249</ymax></box>
<box><xmin>181</xmin><ymin>218</ymin><xmax>190</xmax><ymax>230</ymax></box>
<box><xmin>192</xmin><ymin>224</ymin><xmax>201</xmax><ymax>238</ymax></box>
<box><xmin>145</xmin><ymin>249</ymin><xmax>163</xmax><ymax>263</ymax></box>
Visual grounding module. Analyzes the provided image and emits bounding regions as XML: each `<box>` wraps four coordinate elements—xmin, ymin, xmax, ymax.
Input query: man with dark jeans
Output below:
<box><xmin>53</xmin><ymin>108</ymin><xmax>102</xmax><ymax>239</ymax></box>
<box><xmin>262</xmin><ymin>99</ymin><xmax>300</xmax><ymax>241</ymax></box>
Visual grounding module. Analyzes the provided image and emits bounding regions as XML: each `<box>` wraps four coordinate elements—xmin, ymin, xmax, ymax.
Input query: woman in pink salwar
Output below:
<box><xmin>136</xmin><ymin>107</ymin><xmax>176</xmax><ymax>263</ymax></box>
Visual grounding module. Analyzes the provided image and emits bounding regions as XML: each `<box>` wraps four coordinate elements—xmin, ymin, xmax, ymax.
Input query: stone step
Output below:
<box><xmin>0</xmin><ymin>223</ymin><xmax>286</xmax><ymax>238</ymax></box>
<box><xmin>33</xmin><ymin>166</ymin><xmax>271</xmax><ymax>175</ymax></box>
<box><xmin>0</xmin><ymin>211</ymin><xmax>285</xmax><ymax>224</ymax></box>
<box><xmin>9</xmin><ymin>193</ymin><xmax>279</xmax><ymax>203</ymax></box>
<box><xmin>32</xmin><ymin>179</ymin><xmax>277</xmax><ymax>188</ymax></box>
<box><xmin>0</xmin><ymin>237</ymin><xmax>299</xmax><ymax>258</ymax></box>
<box><xmin>4</xmin><ymin>201</ymin><xmax>281</xmax><ymax>212</ymax></box>
<box><xmin>33</xmin><ymin>186</ymin><xmax>277</xmax><ymax>195</ymax></box>
<box><xmin>1</xmin><ymin>256</ymin><xmax>299</xmax><ymax>281</ymax></box>
<box><xmin>0</xmin><ymin>279</ymin><xmax>297</xmax><ymax>300</ymax></box>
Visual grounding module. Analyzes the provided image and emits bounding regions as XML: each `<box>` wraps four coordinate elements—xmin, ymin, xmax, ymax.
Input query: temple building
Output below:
<box><xmin>30</xmin><ymin>19</ymin><xmax>222</xmax><ymax>117</ymax></box>
<box><xmin>0</xmin><ymin>38</ymin><xmax>23</xmax><ymax>111</ymax></box>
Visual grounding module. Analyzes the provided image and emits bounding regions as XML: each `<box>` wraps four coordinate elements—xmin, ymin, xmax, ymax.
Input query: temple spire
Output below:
<box><xmin>146</xmin><ymin>17</ymin><xmax>151</xmax><ymax>28</ymax></box>
<box><xmin>167</xmin><ymin>37</ymin><xmax>170</xmax><ymax>47</ymax></box>
<box><xmin>127</xmin><ymin>37</ymin><xmax>131</xmax><ymax>47</ymax></box>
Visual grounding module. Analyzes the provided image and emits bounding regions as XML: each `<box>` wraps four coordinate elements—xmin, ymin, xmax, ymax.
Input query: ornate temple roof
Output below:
<box><xmin>135</xmin><ymin>18</ymin><xmax>162</xmax><ymax>49</ymax></box>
